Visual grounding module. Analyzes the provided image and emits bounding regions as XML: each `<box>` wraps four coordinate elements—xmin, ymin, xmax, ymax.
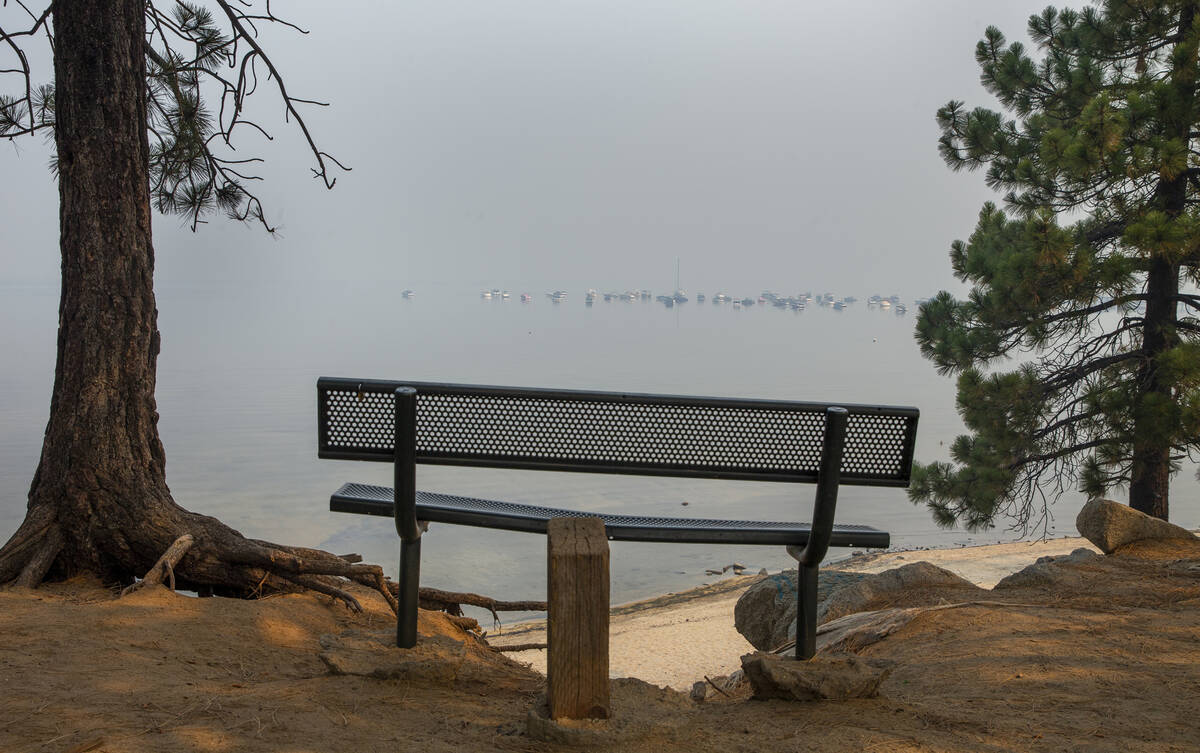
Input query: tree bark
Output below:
<box><xmin>0</xmin><ymin>2</ymin><xmax>394</xmax><ymax>612</ymax></box>
<box><xmin>1130</xmin><ymin>256</ymin><xmax>1177</xmax><ymax>520</ymax></box>
<box><xmin>21</xmin><ymin>0</ymin><xmax>171</xmax><ymax>580</ymax></box>
<box><xmin>1129</xmin><ymin>4</ymin><xmax>1197</xmax><ymax>521</ymax></box>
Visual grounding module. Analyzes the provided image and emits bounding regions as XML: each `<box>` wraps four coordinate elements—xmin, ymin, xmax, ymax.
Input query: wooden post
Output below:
<box><xmin>547</xmin><ymin>517</ymin><xmax>610</xmax><ymax>720</ymax></box>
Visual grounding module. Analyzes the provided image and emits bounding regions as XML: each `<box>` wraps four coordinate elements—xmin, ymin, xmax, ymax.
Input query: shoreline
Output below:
<box><xmin>488</xmin><ymin>534</ymin><xmax>1105</xmax><ymax>689</ymax></box>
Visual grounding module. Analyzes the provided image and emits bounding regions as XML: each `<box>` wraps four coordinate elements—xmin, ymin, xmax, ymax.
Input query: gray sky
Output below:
<box><xmin>3</xmin><ymin>0</ymin><xmax>1044</xmax><ymax>296</ymax></box>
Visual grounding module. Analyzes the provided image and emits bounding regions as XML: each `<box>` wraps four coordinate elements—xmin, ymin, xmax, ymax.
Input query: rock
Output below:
<box><xmin>1076</xmin><ymin>498</ymin><xmax>1198</xmax><ymax>554</ymax></box>
<box><xmin>819</xmin><ymin>562</ymin><xmax>984</xmax><ymax>624</ymax></box>
<box><xmin>994</xmin><ymin>548</ymin><xmax>1100</xmax><ymax>589</ymax></box>
<box><xmin>687</xmin><ymin>670</ymin><xmax>747</xmax><ymax>702</ymax></box>
<box><xmin>734</xmin><ymin>563</ymin><xmax>984</xmax><ymax>652</ymax></box>
<box><xmin>733</xmin><ymin>570</ymin><xmax>869</xmax><ymax>651</ymax></box>
<box><xmin>815</xmin><ymin>607</ymin><xmax>923</xmax><ymax>654</ymax></box>
<box><xmin>741</xmin><ymin>652</ymin><xmax>893</xmax><ymax>701</ymax></box>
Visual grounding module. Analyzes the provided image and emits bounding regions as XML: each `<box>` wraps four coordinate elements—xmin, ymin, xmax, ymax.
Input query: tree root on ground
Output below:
<box><xmin>121</xmin><ymin>534</ymin><xmax>195</xmax><ymax>595</ymax></box>
<box><xmin>2</xmin><ymin>508</ymin><xmax>542</xmax><ymax>627</ymax></box>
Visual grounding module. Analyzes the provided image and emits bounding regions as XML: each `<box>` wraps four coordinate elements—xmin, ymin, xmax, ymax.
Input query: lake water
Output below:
<box><xmin>2</xmin><ymin>279</ymin><xmax>1197</xmax><ymax>606</ymax></box>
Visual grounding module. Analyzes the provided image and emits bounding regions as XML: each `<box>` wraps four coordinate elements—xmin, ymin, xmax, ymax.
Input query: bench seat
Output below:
<box><xmin>331</xmin><ymin>482</ymin><xmax>891</xmax><ymax>548</ymax></box>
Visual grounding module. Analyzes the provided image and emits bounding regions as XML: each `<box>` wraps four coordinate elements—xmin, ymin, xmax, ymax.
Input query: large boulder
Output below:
<box><xmin>733</xmin><ymin>570</ymin><xmax>868</xmax><ymax>651</ymax></box>
<box><xmin>734</xmin><ymin>562</ymin><xmax>983</xmax><ymax>651</ymax></box>
<box><xmin>1076</xmin><ymin>499</ymin><xmax>1198</xmax><ymax>554</ymax></box>
<box><xmin>819</xmin><ymin>561</ymin><xmax>985</xmax><ymax>624</ymax></box>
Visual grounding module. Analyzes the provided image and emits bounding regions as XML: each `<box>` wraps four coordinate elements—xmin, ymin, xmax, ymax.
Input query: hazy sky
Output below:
<box><xmin>3</xmin><ymin>0</ymin><xmax>1046</xmax><ymax>296</ymax></box>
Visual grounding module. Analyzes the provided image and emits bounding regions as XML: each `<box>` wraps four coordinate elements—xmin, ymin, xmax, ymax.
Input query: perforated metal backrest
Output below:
<box><xmin>318</xmin><ymin>378</ymin><xmax>918</xmax><ymax>486</ymax></box>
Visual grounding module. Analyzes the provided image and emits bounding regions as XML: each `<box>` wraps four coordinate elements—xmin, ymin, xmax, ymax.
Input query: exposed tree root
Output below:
<box><xmin>409</xmin><ymin>585</ymin><xmax>547</xmax><ymax>620</ymax></box>
<box><xmin>122</xmin><ymin>534</ymin><xmax>194</xmax><ymax>595</ymax></box>
<box><xmin>446</xmin><ymin>614</ymin><xmax>481</xmax><ymax>633</ymax></box>
<box><xmin>0</xmin><ymin>504</ymin><xmax>58</xmax><ymax>584</ymax></box>
<box><xmin>13</xmin><ymin>525</ymin><xmax>62</xmax><ymax>589</ymax></box>
<box><xmin>1</xmin><ymin>498</ymin><xmax>538</xmax><ymax>625</ymax></box>
<box><xmin>492</xmin><ymin>642</ymin><xmax>548</xmax><ymax>653</ymax></box>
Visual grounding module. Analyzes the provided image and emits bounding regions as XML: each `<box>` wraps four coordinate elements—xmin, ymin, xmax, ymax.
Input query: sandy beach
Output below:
<box><xmin>489</xmin><ymin>535</ymin><xmax>1102</xmax><ymax>689</ymax></box>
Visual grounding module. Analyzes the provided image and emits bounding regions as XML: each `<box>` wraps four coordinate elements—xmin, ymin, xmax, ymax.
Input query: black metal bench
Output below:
<box><xmin>317</xmin><ymin>377</ymin><xmax>919</xmax><ymax>659</ymax></box>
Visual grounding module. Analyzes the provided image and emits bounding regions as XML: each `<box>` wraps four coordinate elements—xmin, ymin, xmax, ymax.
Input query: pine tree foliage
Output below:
<box><xmin>913</xmin><ymin>1</ymin><xmax>1200</xmax><ymax>530</ymax></box>
<box><xmin>1</xmin><ymin>1</ymin><xmax>347</xmax><ymax>231</ymax></box>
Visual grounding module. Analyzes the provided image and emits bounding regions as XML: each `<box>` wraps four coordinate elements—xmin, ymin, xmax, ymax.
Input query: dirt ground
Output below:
<box><xmin>2</xmin><ymin>538</ymin><xmax>1199</xmax><ymax>753</ymax></box>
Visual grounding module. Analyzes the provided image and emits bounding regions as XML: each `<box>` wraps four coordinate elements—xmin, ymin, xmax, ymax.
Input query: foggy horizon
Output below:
<box><xmin>3</xmin><ymin>1</ymin><xmax>1043</xmax><ymax>297</ymax></box>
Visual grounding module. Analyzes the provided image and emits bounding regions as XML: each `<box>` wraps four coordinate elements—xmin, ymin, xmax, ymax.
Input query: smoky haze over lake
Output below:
<box><xmin>7</xmin><ymin>1</ymin><xmax>1045</xmax><ymax>292</ymax></box>
<box><xmin>4</xmin><ymin>283</ymin><xmax>1198</xmax><ymax>604</ymax></box>
<box><xmin>2</xmin><ymin>1</ymin><xmax>1198</xmax><ymax>603</ymax></box>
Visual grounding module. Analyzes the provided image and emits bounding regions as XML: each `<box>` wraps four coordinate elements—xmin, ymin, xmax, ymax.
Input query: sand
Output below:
<box><xmin>3</xmin><ymin>534</ymin><xmax>1199</xmax><ymax>752</ymax></box>
<box><xmin>488</xmin><ymin>535</ymin><xmax>1103</xmax><ymax>689</ymax></box>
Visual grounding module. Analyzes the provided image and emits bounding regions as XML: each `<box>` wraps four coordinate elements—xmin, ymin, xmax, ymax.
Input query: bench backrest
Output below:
<box><xmin>317</xmin><ymin>378</ymin><xmax>918</xmax><ymax>486</ymax></box>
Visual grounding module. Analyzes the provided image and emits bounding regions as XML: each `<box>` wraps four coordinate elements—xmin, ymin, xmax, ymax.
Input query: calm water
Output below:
<box><xmin>2</xmin><ymin>279</ymin><xmax>1196</xmax><ymax>606</ymax></box>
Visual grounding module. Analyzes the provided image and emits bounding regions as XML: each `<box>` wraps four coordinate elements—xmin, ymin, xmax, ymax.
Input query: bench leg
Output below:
<box><xmin>397</xmin><ymin>538</ymin><xmax>421</xmax><ymax>648</ymax></box>
<box><xmin>795</xmin><ymin>562</ymin><xmax>819</xmax><ymax>660</ymax></box>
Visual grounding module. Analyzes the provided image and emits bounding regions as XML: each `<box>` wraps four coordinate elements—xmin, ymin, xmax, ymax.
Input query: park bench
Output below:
<box><xmin>317</xmin><ymin>377</ymin><xmax>918</xmax><ymax>661</ymax></box>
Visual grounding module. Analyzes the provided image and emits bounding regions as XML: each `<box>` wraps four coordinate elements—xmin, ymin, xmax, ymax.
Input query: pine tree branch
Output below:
<box><xmin>0</xmin><ymin>18</ymin><xmax>36</xmax><ymax>136</ymax></box>
<box><xmin>986</xmin><ymin>295</ymin><xmax>1146</xmax><ymax>332</ymax></box>
<box><xmin>1031</xmin><ymin>409</ymin><xmax>1105</xmax><ymax>440</ymax></box>
<box><xmin>1008</xmin><ymin>439</ymin><xmax>1111</xmax><ymax>471</ymax></box>
<box><xmin>213</xmin><ymin>0</ymin><xmax>346</xmax><ymax>191</ymax></box>
<box><xmin>1176</xmin><ymin>320</ymin><xmax>1200</xmax><ymax>333</ymax></box>
<box><xmin>1040</xmin><ymin>349</ymin><xmax>1143</xmax><ymax>392</ymax></box>
<box><xmin>1084</xmin><ymin>219</ymin><xmax>1127</xmax><ymax>244</ymax></box>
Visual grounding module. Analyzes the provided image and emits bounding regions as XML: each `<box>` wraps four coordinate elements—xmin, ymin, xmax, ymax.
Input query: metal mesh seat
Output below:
<box><xmin>331</xmin><ymin>482</ymin><xmax>890</xmax><ymax>548</ymax></box>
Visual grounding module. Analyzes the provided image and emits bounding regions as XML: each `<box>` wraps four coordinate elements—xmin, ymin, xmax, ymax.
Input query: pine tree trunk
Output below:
<box><xmin>1128</xmin><ymin>5</ymin><xmax>1197</xmax><ymax>522</ymax></box>
<box><xmin>9</xmin><ymin>0</ymin><xmax>172</xmax><ymax>582</ymax></box>
<box><xmin>1129</xmin><ymin>256</ymin><xmax>1176</xmax><ymax>521</ymax></box>
<box><xmin>0</xmin><ymin>2</ymin><xmax>396</xmax><ymax>611</ymax></box>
